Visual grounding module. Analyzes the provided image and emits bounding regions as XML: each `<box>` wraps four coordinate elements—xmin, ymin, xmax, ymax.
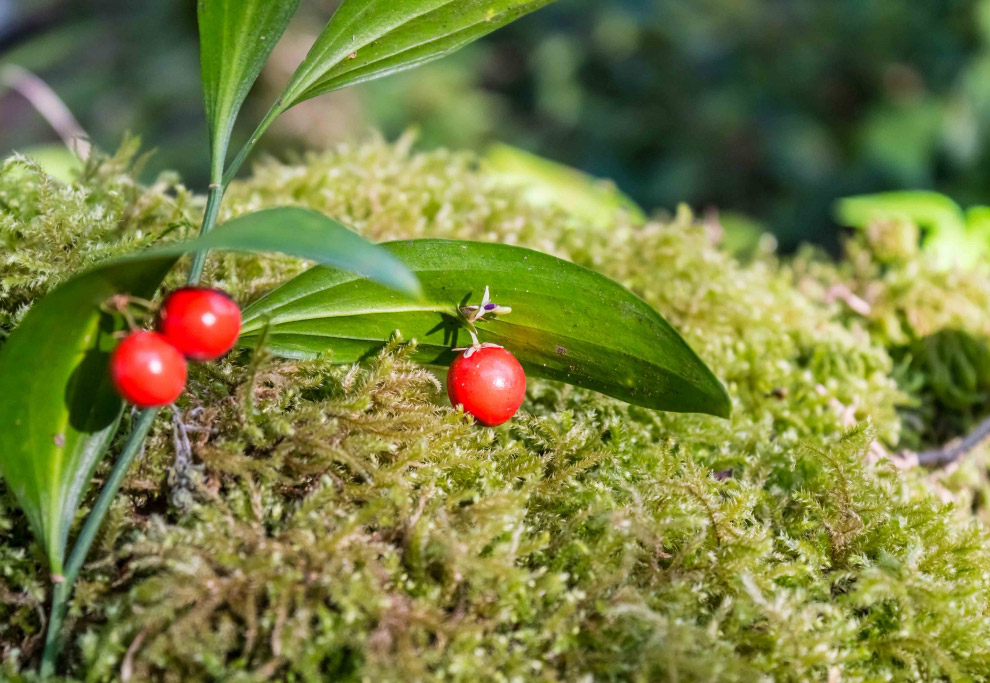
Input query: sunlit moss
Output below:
<box><xmin>0</xmin><ymin>137</ymin><xmax>195</xmax><ymax>338</ymax></box>
<box><xmin>2</xmin><ymin>137</ymin><xmax>990</xmax><ymax>681</ymax></box>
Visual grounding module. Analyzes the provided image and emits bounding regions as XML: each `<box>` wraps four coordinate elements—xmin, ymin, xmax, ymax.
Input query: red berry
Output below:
<box><xmin>110</xmin><ymin>331</ymin><xmax>187</xmax><ymax>408</ymax></box>
<box><xmin>159</xmin><ymin>287</ymin><xmax>242</xmax><ymax>361</ymax></box>
<box><xmin>447</xmin><ymin>346</ymin><xmax>526</xmax><ymax>426</ymax></box>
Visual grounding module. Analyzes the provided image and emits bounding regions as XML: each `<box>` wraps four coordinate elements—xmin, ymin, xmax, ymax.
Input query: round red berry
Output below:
<box><xmin>447</xmin><ymin>346</ymin><xmax>526</xmax><ymax>426</ymax></box>
<box><xmin>110</xmin><ymin>331</ymin><xmax>187</xmax><ymax>408</ymax></box>
<box><xmin>159</xmin><ymin>287</ymin><xmax>242</xmax><ymax>361</ymax></box>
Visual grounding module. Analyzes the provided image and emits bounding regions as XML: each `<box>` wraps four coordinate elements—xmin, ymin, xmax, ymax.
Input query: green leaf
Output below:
<box><xmin>223</xmin><ymin>1</ymin><xmax>554</xmax><ymax>185</ymax></box>
<box><xmin>834</xmin><ymin>191</ymin><xmax>966</xmax><ymax>235</ymax></box>
<box><xmin>0</xmin><ymin>207</ymin><xmax>419</xmax><ymax>572</ymax></box>
<box><xmin>15</xmin><ymin>144</ymin><xmax>84</xmax><ymax>184</ymax></box>
<box><xmin>0</xmin><ymin>257</ymin><xmax>173</xmax><ymax>573</ymax></box>
<box><xmin>834</xmin><ymin>191</ymin><xmax>988</xmax><ymax>268</ymax></box>
<box><xmin>198</xmin><ymin>0</ymin><xmax>300</xmax><ymax>178</ymax></box>
<box><xmin>279</xmin><ymin>0</ymin><xmax>554</xmax><ymax>109</ymax></box>
<box><xmin>966</xmin><ymin>206</ymin><xmax>990</xmax><ymax>239</ymax></box>
<box><xmin>484</xmin><ymin>143</ymin><xmax>646</xmax><ymax>229</ymax></box>
<box><xmin>239</xmin><ymin>239</ymin><xmax>730</xmax><ymax>418</ymax></box>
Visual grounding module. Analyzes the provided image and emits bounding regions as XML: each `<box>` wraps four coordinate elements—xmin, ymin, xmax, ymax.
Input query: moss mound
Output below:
<box><xmin>2</xmin><ymin>137</ymin><xmax>990</xmax><ymax>681</ymax></box>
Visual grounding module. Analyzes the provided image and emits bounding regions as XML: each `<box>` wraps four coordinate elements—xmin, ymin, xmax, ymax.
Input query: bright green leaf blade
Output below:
<box><xmin>280</xmin><ymin>0</ymin><xmax>554</xmax><ymax>108</ymax></box>
<box><xmin>199</xmin><ymin>0</ymin><xmax>300</xmax><ymax>177</ymax></box>
<box><xmin>834</xmin><ymin>191</ymin><xmax>966</xmax><ymax>235</ymax></box>
<box><xmin>239</xmin><ymin>239</ymin><xmax>730</xmax><ymax>418</ymax></box>
<box><xmin>966</xmin><ymin>206</ymin><xmax>990</xmax><ymax>239</ymax></box>
<box><xmin>485</xmin><ymin>143</ymin><xmax>646</xmax><ymax>229</ymax></box>
<box><xmin>834</xmin><ymin>191</ymin><xmax>987</xmax><ymax>268</ymax></box>
<box><xmin>0</xmin><ymin>206</ymin><xmax>419</xmax><ymax>572</ymax></box>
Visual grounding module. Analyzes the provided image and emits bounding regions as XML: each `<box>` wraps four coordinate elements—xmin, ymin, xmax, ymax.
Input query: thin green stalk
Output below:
<box><xmin>222</xmin><ymin>101</ymin><xmax>283</xmax><ymax>187</ymax></box>
<box><xmin>188</xmin><ymin>101</ymin><xmax>283</xmax><ymax>286</ymax></box>
<box><xmin>186</xmin><ymin>183</ymin><xmax>225</xmax><ymax>286</ymax></box>
<box><xmin>40</xmin><ymin>408</ymin><xmax>158</xmax><ymax>677</ymax></box>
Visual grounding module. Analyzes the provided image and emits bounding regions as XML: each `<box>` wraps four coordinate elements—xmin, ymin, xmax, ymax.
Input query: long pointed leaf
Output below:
<box><xmin>199</xmin><ymin>0</ymin><xmax>300</xmax><ymax>178</ymax></box>
<box><xmin>280</xmin><ymin>0</ymin><xmax>554</xmax><ymax>108</ymax></box>
<box><xmin>239</xmin><ymin>239</ymin><xmax>731</xmax><ymax>418</ymax></box>
<box><xmin>0</xmin><ymin>207</ymin><xmax>419</xmax><ymax>572</ymax></box>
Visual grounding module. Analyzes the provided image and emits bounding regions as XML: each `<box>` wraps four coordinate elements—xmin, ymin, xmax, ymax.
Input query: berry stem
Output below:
<box><xmin>40</xmin><ymin>409</ymin><xmax>158</xmax><ymax>677</ymax></box>
<box><xmin>119</xmin><ymin>307</ymin><xmax>139</xmax><ymax>332</ymax></box>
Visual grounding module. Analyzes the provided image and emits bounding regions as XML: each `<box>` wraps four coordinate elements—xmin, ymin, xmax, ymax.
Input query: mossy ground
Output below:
<box><xmin>3</xmin><ymin>136</ymin><xmax>990</xmax><ymax>681</ymax></box>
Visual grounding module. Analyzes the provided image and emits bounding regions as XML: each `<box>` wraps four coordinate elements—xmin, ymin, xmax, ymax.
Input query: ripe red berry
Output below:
<box><xmin>447</xmin><ymin>346</ymin><xmax>526</xmax><ymax>426</ymax></box>
<box><xmin>110</xmin><ymin>331</ymin><xmax>187</xmax><ymax>408</ymax></box>
<box><xmin>159</xmin><ymin>287</ymin><xmax>242</xmax><ymax>361</ymax></box>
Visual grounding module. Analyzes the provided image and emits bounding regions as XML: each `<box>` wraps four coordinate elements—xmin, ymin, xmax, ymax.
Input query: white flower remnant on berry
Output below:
<box><xmin>456</xmin><ymin>286</ymin><xmax>511</xmax><ymax>356</ymax></box>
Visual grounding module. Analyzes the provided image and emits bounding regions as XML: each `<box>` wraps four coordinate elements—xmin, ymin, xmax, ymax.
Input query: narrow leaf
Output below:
<box><xmin>239</xmin><ymin>239</ymin><xmax>731</xmax><ymax>418</ymax></box>
<box><xmin>0</xmin><ymin>207</ymin><xmax>419</xmax><ymax>572</ymax></box>
<box><xmin>199</xmin><ymin>0</ymin><xmax>300</xmax><ymax>177</ymax></box>
<box><xmin>835</xmin><ymin>191</ymin><xmax>986</xmax><ymax>268</ymax></box>
<box><xmin>834</xmin><ymin>191</ymin><xmax>966</xmax><ymax>235</ymax></box>
<box><xmin>279</xmin><ymin>0</ymin><xmax>554</xmax><ymax>109</ymax></box>
<box><xmin>0</xmin><ymin>257</ymin><xmax>173</xmax><ymax>573</ymax></box>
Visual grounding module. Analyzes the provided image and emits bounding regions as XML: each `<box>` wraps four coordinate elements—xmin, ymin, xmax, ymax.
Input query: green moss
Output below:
<box><xmin>0</xmin><ymin>138</ymin><xmax>195</xmax><ymax>337</ymax></box>
<box><xmin>3</xmin><ymin>136</ymin><xmax>990</xmax><ymax>681</ymax></box>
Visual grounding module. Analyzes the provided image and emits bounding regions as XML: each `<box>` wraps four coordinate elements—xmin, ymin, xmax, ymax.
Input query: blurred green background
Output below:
<box><xmin>3</xmin><ymin>0</ymin><xmax>990</xmax><ymax>249</ymax></box>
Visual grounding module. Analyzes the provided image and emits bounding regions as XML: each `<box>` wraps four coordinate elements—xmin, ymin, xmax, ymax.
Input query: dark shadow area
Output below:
<box><xmin>893</xmin><ymin>328</ymin><xmax>990</xmax><ymax>451</ymax></box>
<box><xmin>64</xmin><ymin>312</ymin><xmax>122</xmax><ymax>433</ymax></box>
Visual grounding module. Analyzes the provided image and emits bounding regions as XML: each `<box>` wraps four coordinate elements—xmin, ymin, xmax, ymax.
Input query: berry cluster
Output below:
<box><xmin>110</xmin><ymin>287</ymin><xmax>241</xmax><ymax>408</ymax></box>
<box><xmin>109</xmin><ymin>283</ymin><xmax>527</xmax><ymax>426</ymax></box>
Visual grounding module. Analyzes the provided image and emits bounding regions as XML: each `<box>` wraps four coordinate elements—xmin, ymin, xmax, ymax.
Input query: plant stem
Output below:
<box><xmin>186</xmin><ymin>183</ymin><xmax>225</xmax><ymax>286</ymax></box>
<box><xmin>222</xmin><ymin>101</ymin><xmax>283</xmax><ymax>187</ymax></box>
<box><xmin>916</xmin><ymin>414</ymin><xmax>990</xmax><ymax>466</ymax></box>
<box><xmin>0</xmin><ymin>65</ymin><xmax>91</xmax><ymax>160</ymax></box>
<box><xmin>40</xmin><ymin>408</ymin><xmax>158</xmax><ymax>677</ymax></box>
<box><xmin>187</xmin><ymin>100</ymin><xmax>283</xmax><ymax>286</ymax></box>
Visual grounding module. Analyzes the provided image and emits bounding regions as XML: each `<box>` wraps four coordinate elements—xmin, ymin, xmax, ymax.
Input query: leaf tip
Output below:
<box><xmin>385</xmin><ymin>265</ymin><xmax>423</xmax><ymax>301</ymax></box>
<box><xmin>711</xmin><ymin>382</ymin><xmax>732</xmax><ymax>419</ymax></box>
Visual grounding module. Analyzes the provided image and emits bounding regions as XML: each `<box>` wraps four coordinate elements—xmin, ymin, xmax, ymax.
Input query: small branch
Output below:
<box><xmin>120</xmin><ymin>627</ymin><xmax>148</xmax><ymax>682</ymax></box>
<box><xmin>0</xmin><ymin>581</ymin><xmax>40</xmax><ymax>607</ymax></box>
<box><xmin>0</xmin><ymin>64</ymin><xmax>90</xmax><ymax>160</ymax></box>
<box><xmin>915</xmin><ymin>414</ymin><xmax>990</xmax><ymax>467</ymax></box>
